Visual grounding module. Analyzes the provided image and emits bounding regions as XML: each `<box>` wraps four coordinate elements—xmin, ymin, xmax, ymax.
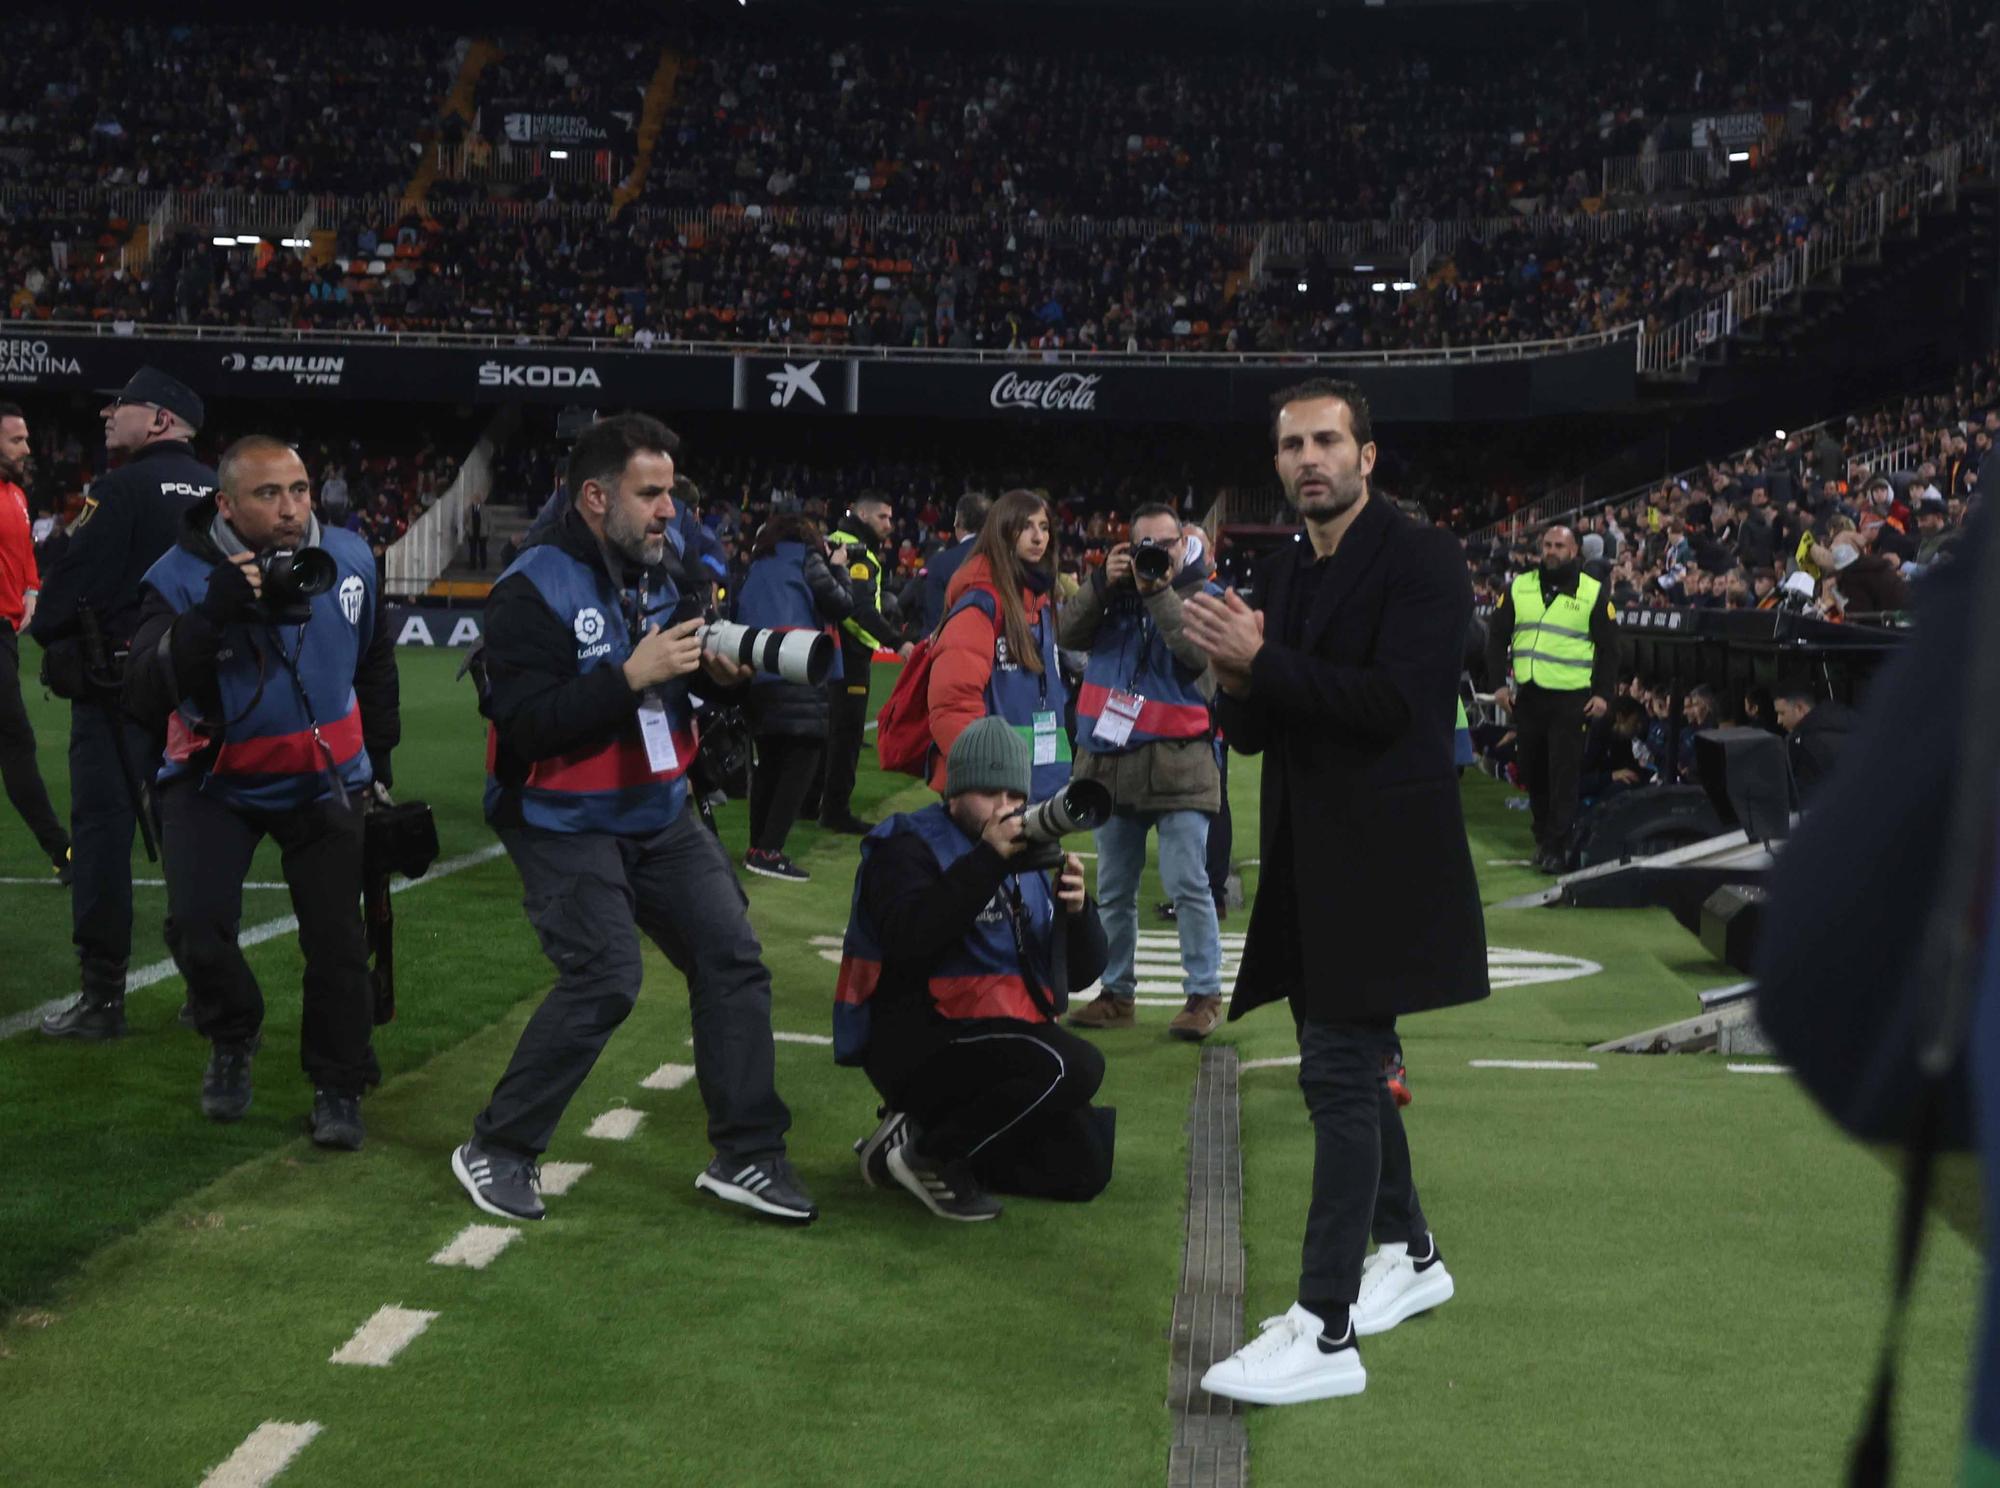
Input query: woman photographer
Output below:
<box><xmin>926</xmin><ymin>488</ymin><xmax>1072</xmax><ymax>802</ymax></box>
<box><xmin>733</xmin><ymin>513</ymin><xmax>853</xmax><ymax>880</ymax></box>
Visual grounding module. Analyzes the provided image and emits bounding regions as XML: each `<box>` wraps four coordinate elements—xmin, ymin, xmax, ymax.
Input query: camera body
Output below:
<box><xmin>257</xmin><ymin>547</ymin><xmax>338</xmax><ymax>623</ymax></box>
<box><xmin>1015</xmin><ymin>778</ymin><xmax>1112</xmax><ymax>871</ymax></box>
<box><xmin>1131</xmin><ymin>538</ymin><xmax>1174</xmax><ymax>584</ymax></box>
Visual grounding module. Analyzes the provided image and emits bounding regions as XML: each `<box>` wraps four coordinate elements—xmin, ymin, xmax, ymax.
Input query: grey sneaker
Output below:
<box><xmin>853</xmin><ymin>1108</ymin><xmax>908</xmax><ymax>1189</ymax></box>
<box><xmin>309</xmin><ymin>1089</ymin><xmax>366</xmax><ymax>1151</ymax></box>
<box><xmin>695</xmin><ymin>1155</ymin><xmax>818</xmax><ymax>1224</ymax></box>
<box><xmin>200</xmin><ymin>1039</ymin><xmax>257</xmax><ymax>1122</ymax></box>
<box><xmin>452</xmin><ymin>1140</ymin><xmax>545</xmax><ymax>1221</ymax></box>
<box><xmin>886</xmin><ymin>1141</ymin><xmax>1003</xmax><ymax>1222</ymax></box>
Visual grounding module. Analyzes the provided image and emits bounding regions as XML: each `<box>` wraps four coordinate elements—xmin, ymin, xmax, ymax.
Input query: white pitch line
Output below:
<box><xmin>535</xmin><ymin>1161</ymin><xmax>592</xmax><ymax>1196</ymax></box>
<box><xmin>774</xmin><ymin>1030</ymin><xmax>833</xmax><ymax>1046</ymax></box>
<box><xmin>585</xmin><ymin>1107</ymin><xmax>645</xmax><ymax>1140</ymax></box>
<box><xmin>199</xmin><ymin>1421</ymin><xmax>323</xmax><ymax>1487</ymax></box>
<box><xmin>640</xmin><ymin>1062</ymin><xmax>697</xmax><ymax>1091</ymax></box>
<box><xmin>1727</xmin><ymin>1063</ymin><xmax>1794</xmax><ymax>1076</ymax></box>
<box><xmin>328</xmin><ymin>1305</ymin><xmax>438</xmax><ymax>1368</ymax></box>
<box><xmin>1239</xmin><ymin>1056</ymin><xmax>1302</xmax><ymax>1071</ymax></box>
<box><xmin>430</xmin><ymin>1224</ymin><xmax>521</xmax><ymax>1270</ymax></box>
<box><xmin>0</xmin><ymin>842</ymin><xmax>509</xmax><ymax>1043</ymax></box>
<box><xmin>0</xmin><ymin>877</ymin><xmax>292</xmax><ymax>888</ymax></box>
<box><xmin>1468</xmin><ymin>1059</ymin><xmax>1599</xmax><ymax>1071</ymax></box>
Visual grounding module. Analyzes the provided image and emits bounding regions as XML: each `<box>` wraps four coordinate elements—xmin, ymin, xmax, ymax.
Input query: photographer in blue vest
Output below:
<box><xmin>835</xmin><ymin>718</ymin><xmax>1114</xmax><ymax>1223</ymax></box>
<box><xmin>124</xmin><ymin>436</ymin><xmax>399</xmax><ymax>1149</ymax></box>
<box><xmin>452</xmin><ymin>413</ymin><xmax>816</xmax><ymax>1227</ymax></box>
<box><xmin>1059</xmin><ymin>503</ymin><xmax>1228</xmax><ymax>1042</ymax></box>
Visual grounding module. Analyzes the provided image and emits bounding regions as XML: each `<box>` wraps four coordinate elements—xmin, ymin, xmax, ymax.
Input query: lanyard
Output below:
<box><xmin>269</xmin><ymin>615</ymin><xmax>352</xmax><ymax>809</ymax></box>
<box><xmin>997</xmin><ymin>878</ymin><xmax>1060</xmax><ymax>1020</ymax></box>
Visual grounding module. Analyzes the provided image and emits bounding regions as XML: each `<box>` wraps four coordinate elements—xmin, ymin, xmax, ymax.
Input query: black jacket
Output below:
<box><xmin>827</xmin><ymin>514</ymin><xmax>901</xmax><ymax>672</ymax></box>
<box><xmin>916</xmin><ymin>535</ymin><xmax>976</xmax><ymax>635</ymax></box>
<box><xmin>741</xmin><ymin>546</ymin><xmax>854</xmax><ymax>739</ymax></box>
<box><xmin>32</xmin><ymin>441</ymin><xmax>215</xmax><ymax>649</ymax></box>
<box><xmin>1784</xmin><ymin>700</ymin><xmax>1853</xmax><ymax>804</ymax></box>
<box><xmin>126</xmin><ymin>498</ymin><xmax>401</xmax><ymax>787</ymax></box>
<box><xmin>1483</xmin><ymin>564</ymin><xmax>1619</xmax><ymax>698</ymax></box>
<box><xmin>1218</xmin><ymin>498</ymin><xmax>1489</xmax><ymax>1023</ymax></box>
<box><xmin>859</xmin><ymin>826</ymin><xmax>1106</xmax><ymax>1094</ymax></box>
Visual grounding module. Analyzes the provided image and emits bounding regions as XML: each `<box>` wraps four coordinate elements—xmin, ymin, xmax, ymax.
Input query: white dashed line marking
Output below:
<box><xmin>328</xmin><ymin>1306</ymin><xmax>438</xmax><ymax>1367</ymax></box>
<box><xmin>585</xmin><ymin>1108</ymin><xmax>645</xmax><ymax>1140</ymax></box>
<box><xmin>1468</xmin><ymin>1059</ymin><xmax>1599</xmax><ymax>1071</ymax></box>
<box><xmin>199</xmin><ymin>1421</ymin><xmax>323</xmax><ymax>1487</ymax></box>
<box><xmin>1726</xmin><ymin>1063</ymin><xmax>1794</xmax><ymax>1075</ymax></box>
<box><xmin>535</xmin><ymin>1161</ymin><xmax>592</xmax><ymax>1196</ymax></box>
<box><xmin>640</xmin><ymin>1063</ymin><xmax>696</xmax><ymax>1091</ymax></box>
<box><xmin>430</xmin><ymin>1224</ymin><xmax>521</xmax><ymax>1270</ymax></box>
<box><xmin>1239</xmin><ymin>1056</ymin><xmax>1302</xmax><ymax>1071</ymax></box>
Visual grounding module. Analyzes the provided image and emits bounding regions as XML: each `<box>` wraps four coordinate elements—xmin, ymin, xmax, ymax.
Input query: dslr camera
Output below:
<box><xmin>1131</xmin><ymin>537</ymin><xmax>1174</xmax><ymax>584</ymax></box>
<box><xmin>1013</xmin><ymin>778</ymin><xmax>1112</xmax><ymax>872</ymax></box>
<box><xmin>699</xmin><ymin>618</ymin><xmax>835</xmax><ymax>687</ymax></box>
<box><xmin>257</xmin><ymin>547</ymin><xmax>339</xmax><ymax>623</ymax></box>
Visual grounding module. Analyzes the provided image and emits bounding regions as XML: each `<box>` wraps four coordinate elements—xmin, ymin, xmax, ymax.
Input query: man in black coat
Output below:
<box><xmin>1184</xmin><ymin>378</ymin><xmax>1489</xmax><ymax>1406</ymax></box>
<box><xmin>1772</xmin><ymin>688</ymin><xmax>1853</xmax><ymax>804</ymax></box>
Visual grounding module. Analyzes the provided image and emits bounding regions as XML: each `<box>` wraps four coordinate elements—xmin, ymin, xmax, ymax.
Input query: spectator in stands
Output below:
<box><xmin>1823</xmin><ymin>531</ymin><xmax>1909</xmax><ymax>616</ymax></box>
<box><xmin>1674</xmin><ymin>685</ymin><xmax>1716</xmax><ymax>783</ymax></box>
<box><xmin>1773</xmin><ymin>688</ymin><xmax>1853</xmax><ymax>804</ymax></box>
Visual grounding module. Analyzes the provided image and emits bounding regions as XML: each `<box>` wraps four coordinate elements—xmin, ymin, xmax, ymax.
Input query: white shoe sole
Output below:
<box><xmin>451</xmin><ymin>1145</ymin><xmax>545</xmax><ymax>1222</ymax></box>
<box><xmin>742</xmin><ymin>860</ymin><xmax>809</xmax><ymax>881</ymax></box>
<box><xmin>1200</xmin><ymin>1354</ymin><xmax>1367</xmax><ymax>1405</ymax></box>
<box><xmin>1353</xmin><ymin>1266</ymin><xmax>1455</xmax><ymax>1337</ymax></box>
<box><xmin>854</xmin><ymin>1113</ymin><xmax>908</xmax><ymax>1190</ymax></box>
<box><xmin>694</xmin><ymin>1169</ymin><xmax>817</xmax><ymax>1224</ymax></box>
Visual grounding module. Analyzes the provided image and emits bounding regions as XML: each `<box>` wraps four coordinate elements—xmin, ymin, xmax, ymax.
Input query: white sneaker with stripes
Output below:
<box><xmin>694</xmin><ymin>1155</ymin><xmax>818</xmax><ymax>1224</ymax></box>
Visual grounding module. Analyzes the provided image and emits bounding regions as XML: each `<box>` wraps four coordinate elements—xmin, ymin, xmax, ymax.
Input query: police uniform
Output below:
<box><xmin>458</xmin><ymin>500</ymin><xmax>811</xmax><ymax>1222</ymax></box>
<box><xmin>124</xmin><ymin>497</ymin><xmax>399</xmax><ymax>1135</ymax></box>
<box><xmin>819</xmin><ymin>515</ymin><xmax>902</xmax><ymax>831</ymax></box>
<box><xmin>1485</xmin><ymin>566</ymin><xmax>1619</xmax><ymax>869</ymax></box>
<box><xmin>33</xmin><ymin>370</ymin><xmax>214</xmax><ymax>1036</ymax></box>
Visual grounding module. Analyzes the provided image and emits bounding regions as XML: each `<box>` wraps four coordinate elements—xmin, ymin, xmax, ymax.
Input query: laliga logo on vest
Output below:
<box><xmin>766</xmin><ymin>361</ymin><xmax>826</xmax><ymax>408</ymax></box>
<box><xmin>338</xmin><ymin>576</ymin><xmax>365</xmax><ymax>627</ymax></box>
<box><xmin>478</xmin><ymin>361</ymin><xmax>603</xmax><ymax>389</ymax></box>
<box><xmin>573</xmin><ymin>606</ymin><xmax>612</xmax><ymax>659</ymax></box>
<box><xmin>989</xmin><ymin>371</ymin><xmax>1101</xmax><ymax>413</ymax></box>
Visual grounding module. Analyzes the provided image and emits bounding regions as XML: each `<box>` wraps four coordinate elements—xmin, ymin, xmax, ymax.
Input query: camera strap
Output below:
<box><xmin>269</xmin><ymin>615</ymin><xmax>353</xmax><ymax>810</ymax></box>
<box><xmin>998</xmin><ymin>878</ymin><xmax>1063</xmax><ymax>1021</ymax></box>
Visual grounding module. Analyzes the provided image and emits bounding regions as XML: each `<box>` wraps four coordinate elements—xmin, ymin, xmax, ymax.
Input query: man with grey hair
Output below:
<box><xmin>916</xmin><ymin>490</ymin><xmax>992</xmax><ymax>634</ymax></box>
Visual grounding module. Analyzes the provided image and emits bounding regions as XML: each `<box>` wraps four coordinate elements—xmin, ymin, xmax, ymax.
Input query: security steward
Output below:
<box><xmin>836</xmin><ymin>718</ymin><xmax>1113</xmax><ymax>1223</ymax></box>
<box><xmin>1486</xmin><ymin>524</ymin><xmax>1617</xmax><ymax>873</ymax></box>
<box><xmin>124</xmin><ymin>436</ymin><xmax>399</xmax><ymax>1148</ymax></box>
<box><xmin>35</xmin><ymin>368</ymin><xmax>215</xmax><ymax>1039</ymax></box>
<box><xmin>451</xmin><ymin>413</ymin><xmax>816</xmax><ymax>1227</ymax></box>
<box><xmin>819</xmin><ymin>494</ymin><xmax>910</xmax><ymax>834</ymax></box>
<box><xmin>1059</xmin><ymin>502</ymin><xmax>1227</xmax><ymax>1042</ymax></box>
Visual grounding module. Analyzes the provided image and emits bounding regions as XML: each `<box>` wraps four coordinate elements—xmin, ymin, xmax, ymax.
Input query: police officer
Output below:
<box><xmin>451</xmin><ymin>413</ymin><xmax>815</xmax><ymax>1226</ymax></box>
<box><xmin>819</xmin><ymin>494</ymin><xmax>910</xmax><ymax>834</ymax></box>
<box><xmin>1059</xmin><ymin>503</ymin><xmax>1227</xmax><ymax>1042</ymax></box>
<box><xmin>1486</xmin><ymin>524</ymin><xmax>1617</xmax><ymax>874</ymax></box>
<box><xmin>35</xmin><ymin>368</ymin><xmax>215</xmax><ymax>1039</ymax></box>
<box><xmin>124</xmin><ymin>436</ymin><xmax>399</xmax><ymax>1145</ymax></box>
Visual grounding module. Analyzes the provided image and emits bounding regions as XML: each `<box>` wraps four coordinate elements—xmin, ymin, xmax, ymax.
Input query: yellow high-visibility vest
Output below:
<box><xmin>1508</xmin><ymin>570</ymin><xmax>1602</xmax><ymax>691</ymax></box>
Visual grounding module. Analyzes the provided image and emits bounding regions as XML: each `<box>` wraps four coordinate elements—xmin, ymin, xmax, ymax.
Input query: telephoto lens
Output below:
<box><xmin>701</xmin><ymin>619</ymin><xmax>835</xmax><ymax>686</ymax></box>
<box><xmin>1016</xmin><ymin>778</ymin><xmax>1113</xmax><ymax>869</ymax></box>
<box><xmin>1132</xmin><ymin>539</ymin><xmax>1173</xmax><ymax>583</ymax></box>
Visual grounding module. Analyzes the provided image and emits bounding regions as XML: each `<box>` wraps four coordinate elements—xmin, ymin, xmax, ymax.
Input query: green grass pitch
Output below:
<box><xmin>0</xmin><ymin>646</ymin><xmax>1979</xmax><ymax>1485</ymax></box>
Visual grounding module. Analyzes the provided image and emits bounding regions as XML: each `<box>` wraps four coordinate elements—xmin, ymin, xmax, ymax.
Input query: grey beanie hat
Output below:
<box><xmin>945</xmin><ymin>716</ymin><xmax>1032</xmax><ymax>798</ymax></box>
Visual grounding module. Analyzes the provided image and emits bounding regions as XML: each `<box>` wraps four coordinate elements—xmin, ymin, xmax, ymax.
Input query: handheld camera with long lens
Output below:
<box><xmin>700</xmin><ymin>618</ymin><xmax>835</xmax><ymax>687</ymax></box>
<box><xmin>1015</xmin><ymin>778</ymin><xmax>1112</xmax><ymax>871</ymax></box>
<box><xmin>1131</xmin><ymin>537</ymin><xmax>1174</xmax><ymax>584</ymax></box>
<box><xmin>257</xmin><ymin>547</ymin><xmax>339</xmax><ymax>623</ymax></box>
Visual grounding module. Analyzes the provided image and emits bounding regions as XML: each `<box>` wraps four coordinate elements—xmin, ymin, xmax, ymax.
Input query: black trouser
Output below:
<box><xmin>69</xmin><ymin>701</ymin><xmax>159</xmax><ymax>996</ymax></box>
<box><xmin>1206</xmin><ymin>742</ymin><xmax>1232</xmax><ymax>913</ymax></box>
<box><xmin>1296</xmin><ymin>1018</ymin><xmax>1429</xmax><ymax>1316</ymax></box>
<box><xmin>879</xmin><ymin>1019</ymin><xmax>1113</xmax><ymax>1200</ymax></box>
<box><xmin>748</xmin><ymin>733</ymin><xmax>820</xmax><ymax>854</ymax></box>
<box><xmin>818</xmin><ymin>674</ymin><xmax>871</xmax><ymax>823</ymax></box>
<box><xmin>468</xmin><ymin>534</ymin><xmax>488</xmax><ymax>570</ymax></box>
<box><xmin>1513</xmin><ymin>683</ymin><xmax>1590</xmax><ymax>855</ymax></box>
<box><xmin>0</xmin><ymin>624</ymin><xmax>67</xmax><ymax>861</ymax></box>
<box><xmin>159</xmin><ymin>780</ymin><xmax>379</xmax><ymax>1093</ymax></box>
<box><xmin>475</xmin><ymin>809</ymin><xmax>792</xmax><ymax>1162</ymax></box>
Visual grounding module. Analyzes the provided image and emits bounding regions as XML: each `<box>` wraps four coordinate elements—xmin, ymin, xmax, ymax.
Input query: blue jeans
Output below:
<box><xmin>1093</xmin><ymin>809</ymin><xmax>1221</xmax><ymax>1001</ymax></box>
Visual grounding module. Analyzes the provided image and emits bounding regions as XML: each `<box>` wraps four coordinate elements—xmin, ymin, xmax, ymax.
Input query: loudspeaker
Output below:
<box><xmin>1699</xmin><ymin>883</ymin><xmax>1766</xmax><ymax>973</ymax></box>
<box><xmin>1571</xmin><ymin>784</ymin><xmax>1727</xmax><ymax>867</ymax></box>
<box><xmin>1692</xmin><ymin>727</ymin><xmax>1792</xmax><ymax>843</ymax></box>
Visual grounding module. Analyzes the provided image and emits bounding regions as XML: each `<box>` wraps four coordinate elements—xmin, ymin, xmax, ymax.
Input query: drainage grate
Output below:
<box><xmin>1167</xmin><ymin>1045</ymin><xmax>1248</xmax><ymax>1488</ymax></box>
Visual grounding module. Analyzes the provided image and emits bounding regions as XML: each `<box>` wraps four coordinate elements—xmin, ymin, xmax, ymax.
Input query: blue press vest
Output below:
<box><xmin>483</xmin><ymin>543</ymin><xmax>695</xmax><ymax>836</ymax></box>
<box><xmin>945</xmin><ymin>587</ymin><xmax>1073</xmax><ymax>802</ymax></box>
<box><xmin>1075</xmin><ymin>580</ymin><xmax>1222</xmax><ymax>756</ymax></box>
<box><xmin>144</xmin><ymin>531</ymin><xmax>377</xmax><ymax>811</ymax></box>
<box><xmin>833</xmin><ymin>803</ymin><xmax>1060</xmax><ymax>1066</ymax></box>
<box><xmin>733</xmin><ymin>543</ymin><xmax>842</xmax><ymax>686</ymax></box>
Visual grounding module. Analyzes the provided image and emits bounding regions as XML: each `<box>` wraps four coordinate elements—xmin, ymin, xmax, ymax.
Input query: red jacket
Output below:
<box><xmin>0</xmin><ymin>480</ymin><xmax>38</xmax><ymax>630</ymax></box>
<box><xmin>924</xmin><ymin>553</ymin><xmax>1055</xmax><ymax>793</ymax></box>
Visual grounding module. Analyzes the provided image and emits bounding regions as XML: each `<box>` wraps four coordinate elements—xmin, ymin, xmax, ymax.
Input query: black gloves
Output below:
<box><xmin>197</xmin><ymin>559</ymin><xmax>257</xmax><ymax>626</ymax></box>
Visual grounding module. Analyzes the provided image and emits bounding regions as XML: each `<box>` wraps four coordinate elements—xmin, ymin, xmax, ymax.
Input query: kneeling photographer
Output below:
<box><xmin>835</xmin><ymin>719</ymin><xmax>1115</xmax><ymax>1222</ymax></box>
<box><xmin>125</xmin><ymin>437</ymin><xmax>399</xmax><ymax>1148</ymax></box>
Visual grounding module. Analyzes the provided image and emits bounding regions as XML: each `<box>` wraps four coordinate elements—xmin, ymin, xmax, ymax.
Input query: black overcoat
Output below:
<box><xmin>1215</xmin><ymin>496</ymin><xmax>1490</xmax><ymax>1023</ymax></box>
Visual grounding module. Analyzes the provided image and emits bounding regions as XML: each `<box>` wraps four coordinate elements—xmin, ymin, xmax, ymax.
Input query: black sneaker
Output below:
<box><xmin>886</xmin><ymin>1141</ymin><xmax>1003</xmax><ymax>1222</ymax></box>
<box><xmin>820</xmin><ymin>814</ymin><xmax>876</xmax><ymax>836</ymax></box>
<box><xmin>177</xmin><ymin>1002</ymin><xmax>198</xmax><ymax>1030</ymax></box>
<box><xmin>743</xmin><ymin>848</ymin><xmax>810</xmax><ymax>882</ymax></box>
<box><xmin>694</xmin><ymin>1155</ymin><xmax>818</xmax><ymax>1224</ymax></box>
<box><xmin>1156</xmin><ymin>898</ymin><xmax>1177</xmax><ymax>922</ymax></box>
<box><xmin>853</xmin><ymin>1108</ymin><xmax>908</xmax><ymax>1189</ymax></box>
<box><xmin>39</xmin><ymin>992</ymin><xmax>126</xmax><ymax>1041</ymax></box>
<box><xmin>200</xmin><ymin>1039</ymin><xmax>258</xmax><ymax>1123</ymax></box>
<box><xmin>451</xmin><ymin>1139</ymin><xmax>546</xmax><ymax>1221</ymax></box>
<box><xmin>308</xmin><ymin>1089</ymin><xmax>366</xmax><ymax>1151</ymax></box>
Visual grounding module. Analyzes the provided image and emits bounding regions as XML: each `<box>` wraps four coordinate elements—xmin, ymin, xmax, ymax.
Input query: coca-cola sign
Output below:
<box><xmin>989</xmin><ymin>371</ymin><xmax>1101</xmax><ymax>413</ymax></box>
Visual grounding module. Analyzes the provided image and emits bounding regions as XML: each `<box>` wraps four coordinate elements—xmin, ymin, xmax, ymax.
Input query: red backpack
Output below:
<box><xmin>874</xmin><ymin>591</ymin><xmax>1001</xmax><ymax>777</ymax></box>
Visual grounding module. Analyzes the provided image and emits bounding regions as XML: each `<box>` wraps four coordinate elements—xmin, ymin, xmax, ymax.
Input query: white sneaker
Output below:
<box><xmin>1199</xmin><ymin>1304</ymin><xmax>1366</xmax><ymax>1405</ymax></box>
<box><xmin>1353</xmin><ymin>1236</ymin><xmax>1455</xmax><ymax>1337</ymax></box>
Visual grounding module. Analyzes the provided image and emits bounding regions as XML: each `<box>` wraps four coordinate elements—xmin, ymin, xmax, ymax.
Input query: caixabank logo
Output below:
<box><xmin>219</xmin><ymin>351</ymin><xmax>345</xmax><ymax>387</ymax></box>
<box><xmin>0</xmin><ymin>337</ymin><xmax>84</xmax><ymax>385</ymax></box>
